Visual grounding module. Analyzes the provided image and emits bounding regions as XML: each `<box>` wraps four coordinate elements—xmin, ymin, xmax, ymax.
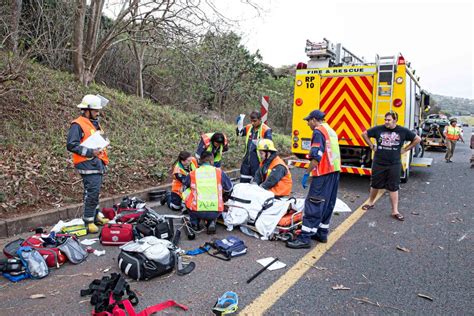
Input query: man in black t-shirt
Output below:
<box><xmin>361</xmin><ymin>112</ymin><xmax>421</xmax><ymax>221</ymax></box>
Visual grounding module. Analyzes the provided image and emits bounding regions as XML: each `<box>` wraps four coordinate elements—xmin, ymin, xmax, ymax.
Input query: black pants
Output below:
<box><xmin>81</xmin><ymin>173</ymin><xmax>103</xmax><ymax>223</ymax></box>
<box><xmin>370</xmin><ymin>162</ymin><xmax>401</xmax><ymax>192</ymax></box>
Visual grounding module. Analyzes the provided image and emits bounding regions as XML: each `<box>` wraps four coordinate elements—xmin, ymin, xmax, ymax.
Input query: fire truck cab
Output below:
<box><xmin>290</xmin><ymin>38</ymin><xmax>432</xmax><ymax>182</ymax></box>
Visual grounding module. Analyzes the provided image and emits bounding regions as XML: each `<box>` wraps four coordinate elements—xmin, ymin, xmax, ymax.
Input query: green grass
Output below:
<box><xmin>0</xmin><ymin>58</ymin><xmax>291</xmax><ymax>216</ymax></box>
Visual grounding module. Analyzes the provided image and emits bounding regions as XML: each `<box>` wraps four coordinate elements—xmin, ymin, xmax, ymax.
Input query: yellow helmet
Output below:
<box><xmin>257</xmin><ymin>139</ymin><xmax>277</xmax><ymax>152</ymax></box>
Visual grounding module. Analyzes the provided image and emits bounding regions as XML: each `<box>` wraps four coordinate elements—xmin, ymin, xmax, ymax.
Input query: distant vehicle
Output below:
<box><xmin>463</xmin><ymin>122</ymin><xmax>469</xmax><ymax>127</ymax></box>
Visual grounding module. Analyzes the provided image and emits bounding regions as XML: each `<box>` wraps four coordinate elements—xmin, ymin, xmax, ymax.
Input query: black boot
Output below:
<box><xmin>286</xmin><ymin>239</ymin><xmax>311</xmax><ymax>249</ymax></box>
<box><xmin>207</xmin><ymin>220</ymin><xmax>216</xmax><ymax>235</ymax></box>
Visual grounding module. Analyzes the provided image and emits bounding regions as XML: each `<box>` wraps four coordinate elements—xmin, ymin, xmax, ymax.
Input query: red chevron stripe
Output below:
<box><xmin>349</xmin><ymin>77</ymin><xmax>372</xmax><ymax>111</ymax></box>
<box><xmin>360</xmin><ymin>76</ymin><xmax>373</xmax><ymax>92</ymax></box>
<box><xmin>324</xmin><ymin>98</ymin><xmax>368</xmax><ymax>133</ymax></box>
<box><xmin>338</xmin><ymin>115</ymin><xmax>365</xmax><ymax>145</ymax></box>
<box><xmin>340</xmin><ymin>99</ymin><xmax>370</xmax><ymax>132</ymax></box>
<box><xmin>337</xmin><ymin>130</ymin><xmax>353</xmax><ymax>145</ymax></box>
<box><xmin>320</xmin><ymin>77</ymin><xmax>343</xmax><ymax>105</ymax></box>
<box><xmin>320</xmin><ymin>77</ymin><xmax>332</xmax><ymax>92</ymax></box>
<box><xmin>336</xmin><ymin>86</ymin><xmax>371</xmax><ymax>124</ymax></box>
<box><xmin>322</xmin><ymin>83</ymin><xmax>370</xmax><ymax>124</ymax></box>
<box><xmin>331</xmin><ymin>115</ymin><xmax>363</xmax><ymax>145</ymax></box>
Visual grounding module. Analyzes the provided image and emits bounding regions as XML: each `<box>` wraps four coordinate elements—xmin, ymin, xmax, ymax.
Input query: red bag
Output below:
<box><xmin>101</xmin><ymin>208</ymin><xmax>117</xmax><ymax>220</ymax></box>
<box><xmin>116</xmin><ymin>210</ymin><xmax>144</xmax><ymax>224</ymax></box>
<box><xmin>101</xmin><ymin>207</ymin><xmax>140</xmax><ymax>221</ymax></box>
<box><xmin>100</xmin><ymin>224</ymin><xmax>134</xmax><ymax>246</ymax></box>
<box><xmin>22</xmin><ymin>235</ymin><xmax>67</xmax><ymax>268</ymax></box>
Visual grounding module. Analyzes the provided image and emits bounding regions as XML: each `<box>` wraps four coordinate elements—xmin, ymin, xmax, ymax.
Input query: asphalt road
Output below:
<box><xmin>1</xmin><ymin>129</ymin><xmax>472</xmax><ymax>315</ymax></box>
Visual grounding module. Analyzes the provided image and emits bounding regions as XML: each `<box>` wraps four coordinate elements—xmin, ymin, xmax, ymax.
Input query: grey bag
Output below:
<box><xmin>58</xmin><ymin>237</ymin><xmax>88</xmax><ymax>264</ymax></box>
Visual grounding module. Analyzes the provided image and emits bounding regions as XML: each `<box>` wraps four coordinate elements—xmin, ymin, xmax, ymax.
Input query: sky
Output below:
<box><xmin>218</xmin><ymin>0</ymin><xmax>474</xmax><ymax>99</ymax></box>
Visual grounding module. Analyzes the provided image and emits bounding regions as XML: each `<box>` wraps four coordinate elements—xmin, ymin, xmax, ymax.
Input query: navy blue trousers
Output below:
<box><xmin>299</xmin><ymin>172</ymin><xmax>340</xmax><ymax>242</ymax></box>
<box><xmin>189</xmin><ymin>211</ymin><xmax>220</xmax><ymax>226</ymax></box>
<box><xmin>81</xmin><ymin>173</ymin><xmax>103</xmax><ymax>223</ymax></box>
<box><xmin>240</xmin><ymin>151</ymin><xmax>260</xmax><ymax>183</ymax></box>
<box><xmin>166</xmin><ymin>192</ymin><xmax>183</xmax><ymax>211</ymax></box>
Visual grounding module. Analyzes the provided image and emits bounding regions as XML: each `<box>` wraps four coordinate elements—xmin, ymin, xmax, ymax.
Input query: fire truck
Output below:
<box><xmin>290</xmin><ymin>38</ymin><xmax>432</xmax><ymax>182</ymax></box>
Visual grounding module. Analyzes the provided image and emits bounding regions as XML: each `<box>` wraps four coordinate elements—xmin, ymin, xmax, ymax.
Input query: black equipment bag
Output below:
<box><xmin>0</xmin><ymin>258</ymin><xmax>25</xmax><ymax>275</ymax></box>
<box><xmin>117</xmin><ymin>250</ymin><xmax>175</xmax><ymax>281</ymax></box>
<box><xmin>135</xmin><ymin>209</ymin><xmax>173</xmax><ymax>240</ymax></box>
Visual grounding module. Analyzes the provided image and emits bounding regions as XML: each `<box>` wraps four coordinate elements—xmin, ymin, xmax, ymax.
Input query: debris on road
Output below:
<box><xmin>30</xmin><ymin>294</ymin><xmax>46</xmax><ymax>299</ymax></box>
<box><xmin>396</xmin><ymin>245</ymin><xmax>410</xmax><ymax>252</ymax></box>
<box><xmin>353</xmin><ymin>297</ymin><xmax>404</xmax><ymax>312</ymax></box>
<box><xmin>332</xmin><ymin>284</ymin><xmax>350</xmax><ymax>290</ymax></box>
<box><xmin>417</xmin><ymin>293</ymin><xmax>434</xmax><ymax>301</ymax></box>
<box><xmin>411</xmin><ymin>211</ymin><xmax>420</xmax><ymax>215</ymax></box>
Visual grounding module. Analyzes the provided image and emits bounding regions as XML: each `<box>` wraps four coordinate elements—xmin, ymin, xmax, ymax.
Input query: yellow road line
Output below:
<box><xmin>240</xmin><ymin>190</ymin><xmax>385</xmax><ymax>315</ymax></box>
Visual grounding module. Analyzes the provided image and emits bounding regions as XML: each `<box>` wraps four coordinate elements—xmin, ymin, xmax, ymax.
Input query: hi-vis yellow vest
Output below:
<box><xmin>446</xmin><ymin>126</ymin><xmax>461</xmax><ymax>141</ymax></box>
<box><xmin>185</xmin><ymin>165</ymin><xmax>224</xmax><ymax>212</ymax></box>
<box><xmin>310</xmin><ymin>123</ymin><xmax>341</xmax><ymax>176</ymax></box>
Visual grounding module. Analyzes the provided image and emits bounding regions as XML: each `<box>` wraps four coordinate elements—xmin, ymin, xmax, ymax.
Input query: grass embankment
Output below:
<box><xmin>0</xmin><ymin>59</ymin><xmax>291</xmax><ymax>218</ymax></box>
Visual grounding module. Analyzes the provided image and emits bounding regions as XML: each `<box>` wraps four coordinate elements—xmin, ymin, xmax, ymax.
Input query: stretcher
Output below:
<box><xmin>223</xmin><ymin>183</ymin><xmax>303</xmax><ymax>241</ymax></box>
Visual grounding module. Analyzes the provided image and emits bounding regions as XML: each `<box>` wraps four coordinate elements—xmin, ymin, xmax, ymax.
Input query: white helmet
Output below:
<box><xmin>77</xmin><ymin>94</ymin><xmax>103</xmax><ymax>110</ymax></box>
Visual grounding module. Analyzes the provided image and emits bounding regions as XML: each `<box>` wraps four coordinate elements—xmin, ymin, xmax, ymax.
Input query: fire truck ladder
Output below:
<box><xmin>374</xmin><ymin>55</ymin><xmax>397</xmax><ymax>124</ymax></box>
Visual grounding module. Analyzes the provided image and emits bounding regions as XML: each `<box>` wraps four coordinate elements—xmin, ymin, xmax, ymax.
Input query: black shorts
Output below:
<box><xmin>370</xmin><ymin>162</ymin><xmax>401</xmax><ymax>192</ymax></box>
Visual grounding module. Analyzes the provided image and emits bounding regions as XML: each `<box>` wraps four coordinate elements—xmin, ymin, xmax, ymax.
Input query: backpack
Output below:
<box><xmin>57</xmin><ymin>236</ymin><xmax>88</xmax><ymax>264</ymax></box>
<box><xmin>21</xmin><ymin>234</ymin><xmax>68</xmax><ymax>268</ymax></box>
<box><xmin>135</xmin><ymin>209</ymin><xmax>173</xmax><ymax>241</ymax></box>
<box><xmin>16</xmin><ymin>246</ymin><xmax>49</xmax><ymax>279</ymax></box>
<box><xmin>117</xmin><ymin>237</ymin><xmax>175</xmax><ymax>281</ymax></box>
<box><xmin>207</xmin><ymin>236</ymin><xmax>247</xmax><ymax>261</ymax></box>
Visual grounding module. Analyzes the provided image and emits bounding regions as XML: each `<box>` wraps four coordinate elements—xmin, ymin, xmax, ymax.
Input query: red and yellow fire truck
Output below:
<box><xmin>290</xmin><ymin>38</ymin><xmax>432</xmax><ymax>182</ymax></box>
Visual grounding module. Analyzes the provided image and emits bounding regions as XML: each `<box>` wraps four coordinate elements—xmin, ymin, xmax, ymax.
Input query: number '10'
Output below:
<box><xmin>306</xmin><ymin>83</ymin><xmax>314</xmax><ymax>88</ymax></box>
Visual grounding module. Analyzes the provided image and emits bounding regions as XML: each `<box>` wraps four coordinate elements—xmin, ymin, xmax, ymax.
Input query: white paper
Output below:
<box><xmin>80</xmin><ymin>238</ymin><xmax>99</xmax><ymax>246</ymax></box>
<box><xmin>237</xmin><ymin>114</ymin><xmax>245</xmax><ymax>131</ymax></box>
<box><xmin>81</xmin><ymin>132</ymin><xmax>109</xmax><ymax>149</ymax></box>
<box><xmin>257</xmin><ymin>257</ymin><xmax>286</xmax><ymax>271</ymax></box>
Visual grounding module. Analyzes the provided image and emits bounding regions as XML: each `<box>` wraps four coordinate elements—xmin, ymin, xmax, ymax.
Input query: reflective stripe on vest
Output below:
<box><xmin>310</xmin><ymin>123</ymin><xmax>341</xmax><ymax>177</ymax></box>
<box><xmin>185</xmin><ymin>165</ymin><xmax>223</xmax><ymax>212</ymax></box>
<box><xmin>171</xmin><ymin>157</ymin><xmax>198</xmax><ymax>195</ymax></box>
<box><xmin>71</xmin><ymin>116</ymin><xmax>109</xmax><ymax>166</ymax></box>
<box><xmin>263</xmin><ymin>156</ymin><xmax>292</xmax><ymax>196</ymax></box>
<box><xmin>201</xmin><ymin>133</ymin><xmax>227</xmax><ymax>163</ymax></box>
<box><xmin>244</xmin><ymin>123</ymin><xmax>270</xmax><ymax>154</ymax></box>
<box><xmin>446</xmin><ymin>126</ymin><xmax>460</xmax><ymax>141</ymax></box>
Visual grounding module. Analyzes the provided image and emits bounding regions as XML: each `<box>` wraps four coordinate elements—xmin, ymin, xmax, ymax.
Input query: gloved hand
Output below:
<box><xmin>301</xmin><ymin>173</ymin><xmax>309</xmax><ymax>189</ymax></box>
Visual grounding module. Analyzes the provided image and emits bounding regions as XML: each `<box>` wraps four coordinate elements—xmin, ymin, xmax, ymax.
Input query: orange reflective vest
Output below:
<box><xmin>260</xmin><ymin>156</ymin><xmax>292</xmax><ymax>196</ymax></box>
<box><xmin>201</xmin><ymin>133</ymin><xmax>228</xmax><ymax>163</ymax></box>
<box><xmin>171</xmin><ymin>157</ymin><xmax>198</xmax><ymax>196</ymax></box>
<box><xmin>310</xmin><ymin>123</ymin><xmax>341</xmax><ymax>177</ymax></box>
<box><xmin>185</xmin><ymin>165</ymin><xmax>224</xmax><ymax>212</ymax></box>
<box><xmin>446</xmin><ymin>126</ymin><xmax>461</xmax><ymax>141</ymax></box>
<box><xmin>244</xmin><ymin>123</ymin><xmax>270</xmax><ymax>154</ymax></box>
<box><xmin>71</xmin><ymin>116</ymin><xmax>109</xmax><ymax>166</ymax></box>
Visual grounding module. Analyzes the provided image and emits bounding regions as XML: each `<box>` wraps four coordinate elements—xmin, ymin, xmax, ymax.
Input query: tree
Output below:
<box><xmin>71</xmin><ymin>0</ymin><xmax>238</xmax><ymax>86</ymax></box>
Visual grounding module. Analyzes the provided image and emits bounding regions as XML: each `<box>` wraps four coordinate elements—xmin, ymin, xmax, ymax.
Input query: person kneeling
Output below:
<box><xmin>162</xmin><ymin>151</ymin><xmax>198</xmax><ymax>211</ymax></box>
<box><xmin>182</xmin><ymin>151</ymin><xmax>233</xmax><ymax>234</ymax></box>
<box><xmin>254</xmin><ymin>139</ymin><xmax>292</xmax><ymax>198</ymax></box>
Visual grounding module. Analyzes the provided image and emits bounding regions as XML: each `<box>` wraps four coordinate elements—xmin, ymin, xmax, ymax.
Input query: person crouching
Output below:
<box><xmin>182</xmin><ymin>151</ymin><xmax>233</xmax><ymax>234</ymax></box>
<box><xmin>254</xmin><ymin>139</ymin><xmax>292</xmax><ymax>198</ymax></box>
